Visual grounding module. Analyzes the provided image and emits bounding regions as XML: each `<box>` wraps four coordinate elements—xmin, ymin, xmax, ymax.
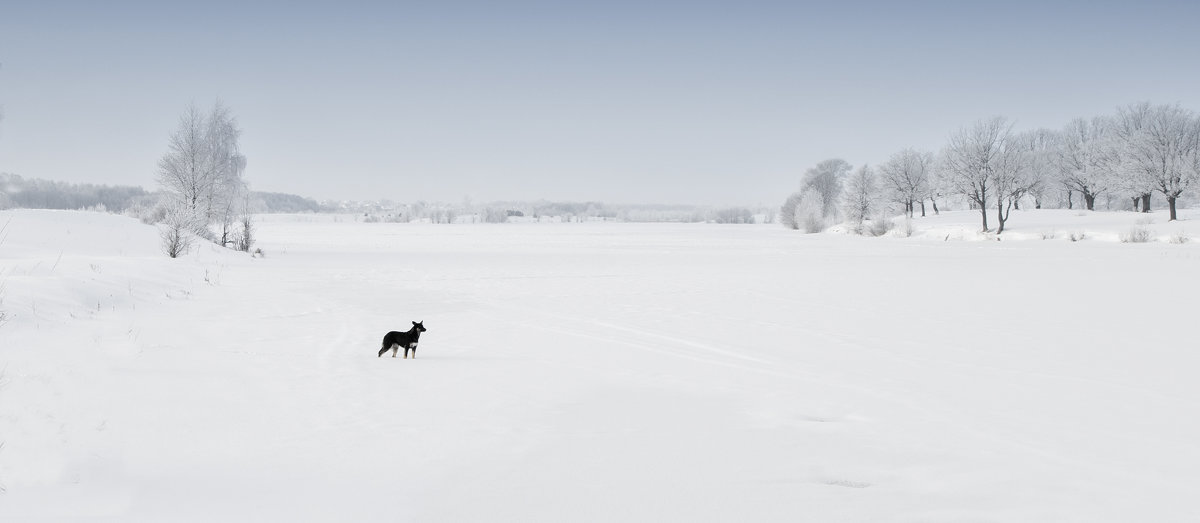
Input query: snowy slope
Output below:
<box><xmin>2</xmin><ymin>208</ymin><xmax>1199</xmax><ymax>522</ymax></box>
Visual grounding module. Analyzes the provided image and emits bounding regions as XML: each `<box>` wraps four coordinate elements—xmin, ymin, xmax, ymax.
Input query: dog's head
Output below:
<box><xmin>412</xmin><ymin>321</ymin><xmax>427</xmax><ymax>333</ymax></box>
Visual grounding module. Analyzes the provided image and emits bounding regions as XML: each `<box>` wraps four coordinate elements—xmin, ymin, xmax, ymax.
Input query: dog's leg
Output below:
<box><xmin>378</xmin><ymin>345</ymin><xmax>387</xmax><ymax>358</ymax></box>
<box><xmin>391</xmin><ymin>344</ymin><xmax>398</xmax><ymax>358</ymax></box>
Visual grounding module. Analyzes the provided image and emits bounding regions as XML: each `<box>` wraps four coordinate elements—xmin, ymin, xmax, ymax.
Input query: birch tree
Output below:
<box><xmin>157</xmin><ymin>102</ymin><xmax>248</xmax><ymax>241</ymax></box>
<box><xmin>842</xmin><ymin>164</ymin><xmax>880</xmax><ymax>229</ymax></box>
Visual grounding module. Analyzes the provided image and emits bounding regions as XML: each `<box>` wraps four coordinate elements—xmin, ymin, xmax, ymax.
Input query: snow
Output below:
<box><xmin>2</xmin><ymin>208</ymin><xmax>1199</xmax><ymax>521</ymax></box>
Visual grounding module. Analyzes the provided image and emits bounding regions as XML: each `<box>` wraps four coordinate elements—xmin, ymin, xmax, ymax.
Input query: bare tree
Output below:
<box><xmin>1114</xmin><ymin>103</ymin><xmax>1199</xmax><ymax>221</ymax></box>
<box><xmin>941</xmin><ymin>117</ymin><xmax>1012</xmax><ymax>232</ymax></box>
<box><xmin>878</xmin><ymin>149</ymin><xmax>933</xmax><ymax>217</ymax></box>
<box><xmin>843</xmin><ymin>164</ymin><xmax>881</xmax><ymax>230</ymax></box>
<box><xmin>157</xmin><ymin>105</ymin><xmax>219</xmax><ymax>218</ymax></box>
<box><xmin>1010</xmin><ymin>128</ymin><xmax>1057</xmax><ymax>210</ymax></box>
<box><xmin>1056</xmin><ymin>117</ymin><xmax>1114</xmax><ymax>210</ymax></box>
<box><xmin>989</xmin><ymin>129</ymin><xmax>1034</xmax><ymax>234</ymax></box>
<box><xmin>1111</xmin><ymin>103</ymin><xmax>1159</xmax><ymax>213</ymax></box>
<box><xmin>157</xmin><ymin>102</ymin><xmax>248</xmax><ymax>241</ymax></box>
<box><xmin>798</xmin><ymin>159</ymin><xmax>851</xmax><ymax>221</ymax></box>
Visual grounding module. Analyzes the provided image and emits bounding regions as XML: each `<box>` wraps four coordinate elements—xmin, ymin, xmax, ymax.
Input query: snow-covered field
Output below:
<box><xmin>2</xmin><ymin>208</ymin><xmax>1199</xmax><ymax>522</ymax></box>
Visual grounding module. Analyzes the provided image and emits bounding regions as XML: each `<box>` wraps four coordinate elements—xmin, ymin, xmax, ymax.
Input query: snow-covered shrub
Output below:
<box><xmin>866</xmin><ymin>216</ymin><xmax>894</xmax><ymax>237</ymax></box>
<box><xmin>803</xmin><ymin>213</ymin><xmax>826</xmax><ymax>234</ymax></box>
<box><xmin>122</xmin><ymin>193</ymin><xmax>169</xmax><ymax>225</ymax></box>
<box><xmin>897</xmin><ymin>218</ymin><xmax>915</xmax><ymax>237</ymax></box>
<box><xmin>1120</xmin><ymin>226</ymin><xmax>1153</xmax><ymax>243</ymax></box>
<box><xmin>797</xmin><ymin>191</ymin><xmax>828</xmax><ymax>234</ymax></box>
<box><xmin>234</xmin><ymin>214</ymin><xmax>254</xmax><ymax>252</ymax></box>
<box><xmin>161</xmin><ymin>207</ymin><xmax>198</xmax><ymax>258</ymax></box>
<box><xmin>1041</xmin><ymin>230</ymin><xmax>1057</xmax><ymax>240</ymax></box>
<box><xmin>1169</xmin><ymin>231</ymin><xmax>1190</xmax><ymax>244</ymax></box>
<box><xmin>782</xmin><ymin>190</ymin><xmax>827</xmax><ymax>233</ymax></box>
<box><xmin>780</xmin><ymin>192</ymin><xmax>803</xmax><ymax>230</ymax></box>
<box><xmin>1069</xmin><ymin>231</ymin><xmax>1087</xmax><ymax>242</ymax></box>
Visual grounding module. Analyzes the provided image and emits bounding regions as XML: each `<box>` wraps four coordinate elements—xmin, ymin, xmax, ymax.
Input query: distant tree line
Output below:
<box><xmin>0</xmin><ymin>173</ymin><xmax>149</xmax><ymax>212</ymax></box>
<box><xmin>253</xmin><ymin>191</ymin><xmax>321</xmax><ymax>213</ymax></box>
<box><xmin>0</xmin><ymin>172</ymin><xmax>321</xmax><ymax>217</ymax></box>
<box><xmin>329</xmin><ymin>199</ymin><xmax>772</xmax><ymax>224</ymax></box>
<box><xmin>782</xmin><ymin>101</ymin><xmax>1200</xmax><ymax>234</ymax></box>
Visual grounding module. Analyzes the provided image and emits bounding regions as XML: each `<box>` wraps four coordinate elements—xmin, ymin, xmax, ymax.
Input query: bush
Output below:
<box><xmin>234</xmin><ymin>215</ymin><xmax>254</xmax><ymax>252</ymax></box>
<box><xmin>1041</xmin><ymin>230</ymin><xmax>1057</xmax><ymax>240</ymax></box>
<box><xmin>1119</xmin><ymin>226</ymin><xmax>1153</xmax><ymax>243</ymax></box>
<box><xmin>1170</xmin><ymin>231</ymin><xmax>1190</xmax><ymax>244</ymax></box>
<box><xmin>897</xmin><ymin>218</ymin><xmax>915</xmax><ymax>238</ymax></box>
<box><xmin>866</xmin><ymin>216</ymin><xmax>894</xmax><ymax>237</ymax></box>
<box><xmin>161</xmin><ymin>207</ymin><xmax>199</xmax><ymax>258</ymax></box>
<box><xmin>803</xmin><ymin>214</ymin><xmax>826</xmax><ymax>233</ymax></box>
<box><xmin>1069</xmin><ymin>231</ymin><xmax>1087</xmax><ymax>242</ymax></box>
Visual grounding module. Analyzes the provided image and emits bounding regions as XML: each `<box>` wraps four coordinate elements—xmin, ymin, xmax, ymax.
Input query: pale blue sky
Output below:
<box><xmin>1</xmin><ymin>1</ymin><xmax>1198</xmax><ymax>205</ymax></box>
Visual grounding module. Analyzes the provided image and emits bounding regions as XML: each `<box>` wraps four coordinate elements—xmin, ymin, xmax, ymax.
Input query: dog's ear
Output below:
<box><xmin>412</xmin><ymin>321</ymin><xmax>418</xmax><ymax>326</ymax></box>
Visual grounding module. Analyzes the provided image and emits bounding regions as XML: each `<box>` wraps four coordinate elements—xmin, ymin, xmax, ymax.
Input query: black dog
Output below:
<box><xmin>379</xmin><ymin>321</ymin><xmax>427</xmax><ymax>358</ymax></box>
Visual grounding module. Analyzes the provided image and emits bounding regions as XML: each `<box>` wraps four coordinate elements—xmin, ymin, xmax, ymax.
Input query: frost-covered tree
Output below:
<box><xmin>1010</xmin><ymin>128</ymin><xmax>1057</xmax><ymax>210</ymax></box>
<box><xmin>1110</xmin><ymin>103</ymin><xmax>1159</xmax><ymax>213</ymax></box>
<box><xmin>799</xmin><ymin>159</ymin><xmax>851</xmax><ymax>220</ymax></box>
<box><xmin>878</xmin><ymin>149</ymin><xmax>933</xmax><ymax>217</ymax></box>
<box><xmin>782</xmin><ymin>159</ymin><xmax>851</xmax><ymax>232</ymax></box>
<box><xmin>780</xmin><ymin>192</ymin><xmax>803</xmax><ymax>229</ymax></box>
<box><xmin>1056</xmin><ymin>117</ymin><xmax>1114</xmax><ymax>211</ymax></box>
<box><xmin>157</xmin><ymin>102</ymin><xmax>248</xmax><ymax>241</ymax></box>
<box><xmin>1112</xmin><ymin>103</ymin><xmax>1199</xmax><ymax>221</ymax></box>
<box><xmin>206</xmin><ymin>103</ymin><xmax>248</xmax><ymax>245</ymax></box>
<box><xmin>989</xmin><ymin>129</ymin><xmax>1035</xmax><ymax>234</ymax></box>
<box><xmin>941</xmin><ymin>117</ymin><xmax>1010</xmax><ymax>232</ymax></box>
<box><xmin>843</xmin><ymin>164</ymin><xmax>882</xmax><ymax>229</ymax></box>
<box><xmin>158</xmin><ymin>105</ymin><xmax>217</xmax><ymax>216</ymax></box>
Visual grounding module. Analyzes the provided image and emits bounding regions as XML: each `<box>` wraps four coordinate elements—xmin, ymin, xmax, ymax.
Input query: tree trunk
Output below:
<box><xmin>1141</xmin><ymin>193</ymin><xmax>1151</xmax><ymax>212</ymax></box>
<box><xmin>979</xmin><ymin>196</ymin><xmax>988</xmax><ymax>231</ymax></box>
<box><xmin>996</xmin><ymin>200</ymin><xmax>1005</xmax><ymax>234</ymax></box>
<box><xmin>1066</xmin><ymin>190</ymin><xmax>1073</xmax><ymax>209</ymax></box>
<box><xmin>1168</xmin><ymin>196</ymin><xmax>1177</xmax><ymax>221</ymax></box>
<box><xmin>931</xmin><ymin>199</ymin><xmax>939</xmax><ymax>215</ymax></box>
<box><xmin>1084</xmin><ymin>193</ymin><xmax>1095</xmax><ymax>211</ymax></box>
<box><xmin>919</xmin><ymin>200</ymin><xmax>926</xmax><ymax>217</ymax></box>
<box><xmin>1132</xmin><ymin>196</ymin><xmax>1139</xmax><ymax>211</ymax></box>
